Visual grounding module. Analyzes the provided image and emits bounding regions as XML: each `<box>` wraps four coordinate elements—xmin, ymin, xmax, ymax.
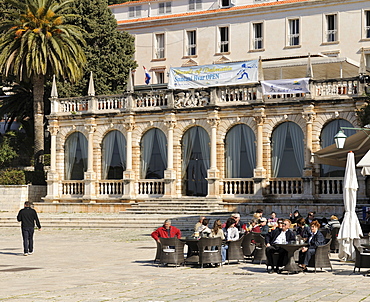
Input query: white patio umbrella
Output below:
<box><xmin>338</xmin><ymin>151</ymin><xmax>363</xmax><ymax>260</ymax></box>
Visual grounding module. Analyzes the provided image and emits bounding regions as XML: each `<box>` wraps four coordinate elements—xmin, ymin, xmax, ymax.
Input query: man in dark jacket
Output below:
<box><xmin>17</xmin><ymin>202</ymin><xmax>42</xmax><ymax>256</ymax></box>
<box><xmin>265</xmin><ymin>219</ymin><xmax>295</xmax><ymax>273</ymax></box>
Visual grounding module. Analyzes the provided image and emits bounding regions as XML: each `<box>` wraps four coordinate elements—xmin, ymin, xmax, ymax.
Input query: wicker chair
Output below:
<box><xmin>159</xmin><ymin>237</ymin><xmax>185</xmax><ymax>267</ymax></box>
<box><xmin>307</xmin><ymin>239</ymin><xmax>332</xmax><ymax>273</ymax></box>
<box><xmin>251</xmin><ymin>233</ymin><xmax>266</xmax><ymax>264</ymax></box>
<box><xmin>330</xmin><ymin>228</ymin><xmax>340</xmax><ymax>253</ymax></box>
<box><xmin>197</xmin><ymin>237</ymin><xmax>222</xmax><ymax>268</ymax></box>
<box><xmin>154</xmin><ymin>240</ymin><xmax>161</xmax><ymax>264</ymax></box>
<box><xmin>227</xmin><ymin>236</ymin><xmax>244</xmax><ymax>264</ymax></box>
<box><xmin>353</xmin><ymin>245</ymin><xmax>370</xmax><ymax>273</ymax></box>
<box><xmin>242</xmin><ymin>232</ymin><xmax>255</xmax><ymax>258</ymax></box>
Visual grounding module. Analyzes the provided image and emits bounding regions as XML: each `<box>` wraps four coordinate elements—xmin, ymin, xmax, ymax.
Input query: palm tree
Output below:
<box><xmin>0</xmin><ymin>0</ymin><xmax>86</xmax><ymax>170</ymax></box>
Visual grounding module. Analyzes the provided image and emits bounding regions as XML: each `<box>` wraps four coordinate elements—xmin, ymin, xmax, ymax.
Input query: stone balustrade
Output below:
<box><xmin>223</xmin><ymin>178</ymin><xmax>254</xmax><ymax>195</ymax></box>
<box><xmin>62</xmin><ymin>181</ymin><xmax>85</xmax><ymax>195</ymax></box>
<box><xmin>98</xmin><ymin>180</ymin><xmax>125</xmax><ymax>195</ymax></box>
<box><xmin>50</xmin><ymin>77</ymin><xmax>359</xmax><ymax>115</ymax></box>
<box><xmin>267</xmin><ymin>178</ymin><xmax>303</xmax><ymax>195</ymax></box>
<box><xmin>137</xmin><ymin>180</ymin><xmax>165</xmax><ymax>195</ymax></box>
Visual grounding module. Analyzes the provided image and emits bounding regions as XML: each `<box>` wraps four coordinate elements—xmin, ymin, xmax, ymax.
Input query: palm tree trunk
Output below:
<box><xmin>33</xmin><ymin>74</ymin><xmax>45</xmax><ymax>171</ymax></box>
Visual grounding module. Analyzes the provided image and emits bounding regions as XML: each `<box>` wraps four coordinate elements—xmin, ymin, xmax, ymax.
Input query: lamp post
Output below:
<box><xmin>334</xmin><ymin>130</ymin><xmax>347</xmax><ymax>149</ymax></box>
<box><xmin>334</xmin><ymin>126</ymin><xmax>370</xmax><ymax>149</ymax></box>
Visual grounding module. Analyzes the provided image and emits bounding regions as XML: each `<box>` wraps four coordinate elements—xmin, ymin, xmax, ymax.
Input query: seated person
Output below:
<box><xmin>248</xmin><ymin>219</ymin><xmax>259</xmax><ymax>233</ymax></box>
<box><xmin>265</xmin><ymin>219</ymin><xmax>295</xmax><ymax>273</ymax></box>
<box><xmin>295</xmin><ymin>217</ymin><xmax>310</xmax><ymax>242</ymax></box>
<box><xmin>259</xmin><ymin>217</ymin><xmax>269</xmax><ymax>236</ymax></box>
<box><xmin>151</xmin><ymin>219</ymin><xmax>182</xmax><ymax>242</ymax></box>
<box><xmin>325</xmin><ymin>215</ymin><xmax>341</xmax><ymax>231</ymax></box>
<box><xmin>210</xmin><ymin>219</ymin><xmax>225</xmax><ymax>240</ymax></box>
<box><xmin>268</xmin><ymin>212</ymin><xmax>279</xmax><ymax>228</ymax></box>
<box><xmin>305</xmin><ymin>211</ymin><xmax>317</xmax><ymax>225</ymax></box>
<box><xmin>194</xmin><ymin>216</ymin><xmax>205</xmax><ymax>231</ymax></box>
<box><xmin>196</xmin><ymin>218</ymin><xmax>211</xmax><ymax>237</ymax></box>
<box><xmin>253</xmin><ymin>209</ymin><xmax>264</xmax><ymax>220</ymax></box>
<box><xmin>298</xmin><ymin>220</ymin><xmax>326</xmax><ymax>271</ymax></box>
<box><xmin>222</xmin><ymin>213</ymin><xmax>245</xmax><ymax>232</ymax></box>
<box><xmin>289</xmin><ymin>210</ymin><xmax>302</xmax><ymax>224</ymax></box>
<box><xmin>221</xmin><ymin>218</ymin><xmax>239</xmax><ymax>263</ymax></box>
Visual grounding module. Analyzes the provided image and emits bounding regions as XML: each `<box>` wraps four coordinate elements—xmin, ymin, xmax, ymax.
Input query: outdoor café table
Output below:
<box><xmin>180</xmin><ymin>237</ymin><xmax>200</xmax><ymax>264</ymax></box>
<box><xmin>275</xmin><ymin>243</ymin><xmax>307</xmax><ymax>274</ymax></box>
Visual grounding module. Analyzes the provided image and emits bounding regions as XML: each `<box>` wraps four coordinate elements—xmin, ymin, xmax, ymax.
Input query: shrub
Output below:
<box><xmin>0</xmin><ymin>169</ymin><xmax>26</xmax><ymax>185</ymax></box>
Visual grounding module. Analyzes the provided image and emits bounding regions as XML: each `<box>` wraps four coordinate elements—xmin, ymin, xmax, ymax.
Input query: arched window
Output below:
<box><xmin>141</xmin><ymin>128</ymin><xmax>167</xmax><ymax>179</ymax></box>
<box><xmin>65</xmin><ymin>132</ymin><xmax>88</xmax><ymax>180</ymax></box>
<box><xmin>271</xmin><ymin>122</ymin><xmax>304</xmax><ymax>177</ymax></box>
<box><xmin>102</xmin><ymin>130</ymin><xmax>126</xmax><ymax>179</ymax></box>
<box><xmin>320</xmin><ymin>119</ymin><xmax>356</xmax><ymax>176</ymax></box>
<box><xmin>182</xmin><ymin>126</ymin><xmax>210</xmax><ymax>196</ymax></box>
<box><xmin>225</xmin><ymin>124</ymin><xmax>256</xmax><ymax>178</ymax></box>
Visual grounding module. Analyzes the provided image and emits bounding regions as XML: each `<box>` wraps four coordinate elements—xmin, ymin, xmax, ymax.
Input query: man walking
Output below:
<box><xmin>17</xmin><ymin>201</ymin><xmax>42</xmax><ymax>256</ymax></box>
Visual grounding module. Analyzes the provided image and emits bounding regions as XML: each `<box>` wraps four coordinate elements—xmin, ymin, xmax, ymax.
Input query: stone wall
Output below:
<box><xmin>0</xmin><ymin>185</ymin><xmax>47</xmax><ymax>213</ymax></box>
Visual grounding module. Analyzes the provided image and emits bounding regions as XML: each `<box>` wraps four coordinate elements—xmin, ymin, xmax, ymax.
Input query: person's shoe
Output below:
<box><xmin>23</xmin><ymin>253</ymin><xmax>28</xmax><ymax>256</ymax></box>
<box><xmin>268</xmin><ymin>269</ymin><xmax>274</xmax><ymax>274</ymax></box>
<box><xmin>28</xmin><ymin>252</ymin><xmax>33</xmax><ymax>255</ymax></box>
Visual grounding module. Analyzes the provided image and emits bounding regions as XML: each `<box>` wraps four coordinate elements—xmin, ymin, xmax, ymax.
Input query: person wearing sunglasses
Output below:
<box><xmin>265</xmin><ymin>219</ymin><xmax>295</xmax><ymax>273</ymax></box>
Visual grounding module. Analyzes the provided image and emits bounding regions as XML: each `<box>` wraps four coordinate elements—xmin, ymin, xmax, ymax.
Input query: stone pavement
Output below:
<box><xmin>0</xmin><ymin>227</ymin><xmax>370</xmax><ymax>302</ymax></box>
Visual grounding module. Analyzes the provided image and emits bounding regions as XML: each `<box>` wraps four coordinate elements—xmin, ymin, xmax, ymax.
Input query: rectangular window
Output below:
<box><xmin>155</xmin><ymin>33</ymin><xmax>165</xmax><ymax>59</ymax></box>
<box><xmin>219</xmin><ymin>27</ymin><xmax>229</xmax><ymax>53</ymax></box>
<box><xmin>326</xmin><ymin>14</ymin><xmax>337</xmax><ymax>42</ymax></box>
<box><xmin>159</xmin><ymin>2</ymin><xmax>171</xmax><ymax>14</ymax></box>
<box><xmin>221</xmin><ymin>0</ymin><xmax>230</xmax><ymax>7</ymax></box>
<box><xmin>156</xmin><ymin>72</ymin><xmax>165</xmax><ymax>84</ymax></box>
<box><xmin>366</xmin><ymin>11</ymin><xmax>370</xmax><ymax>39</ymax></box>
<box><xmin>129</xmin><ymin>6</ymin><xmax>141</xmax><ymax>18</ymax></box>
<box><xmin>288</xmin><ymin>19</ymin><xmax>299</xmax><ymax>46</ymax></box>
<box><xmin>187</xmin><ymin>30</ymin><xmax>196</xmax><ymax>56</ymax></box>
<box><xmin>189</xmin><ymin>0</ymin><xmax>202</xmax><ymax>11</ymax></box>
<box><xmin>253</xmin><ymin>23</ymin><xmax>263</xmax><ymax>50</ymax></box>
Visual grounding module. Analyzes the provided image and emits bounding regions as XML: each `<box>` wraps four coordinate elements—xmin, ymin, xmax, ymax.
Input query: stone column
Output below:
<box><xmin>253</xmin><ymin>108</ymin><xmax>266</xmax><ymax>199</ymax></box>
<box><xmin>206</xmin><ymin>110</ymin><xmax>220</xmax><ymax>197</ymax></box>
<box><xmin>164</xmin><ymin>113</ymin><xmax>177</xmax><ymax>197</ymax></box>
<box><xmin>302</xmin><ymin>105</ymin><xmax>316</xmax><ymax>200</ymax></box>
<box><xmin>83</xmin><ymin>118</ymin><xmax>97</xmax><ymax>203</ymax></box>
<box><xmin>45</xmin><ymin>120</ymin><xmax>60</xmax><ymax>203</ymax></box>
<box><xmin>123</xmin><ymin>114</ymin><xmax>136</xmax><ymax>199</ymax></box>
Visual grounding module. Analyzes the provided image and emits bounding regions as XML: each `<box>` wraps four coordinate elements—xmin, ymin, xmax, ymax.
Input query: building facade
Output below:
<box><xmin>43</xmin><ymin>0</ymin><xmax>370</xmax><ymax>212</ymax></box>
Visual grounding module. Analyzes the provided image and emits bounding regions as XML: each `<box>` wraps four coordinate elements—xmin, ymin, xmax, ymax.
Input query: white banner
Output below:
<box><xmin>261</xmin><ymin>78</ymin><xmax>310</xmax><ymax>95</ymax></box>
<box><xmin>168</xmin><ymin>60</ymin><xmax>258</xmax><ymax>89</ymax></box>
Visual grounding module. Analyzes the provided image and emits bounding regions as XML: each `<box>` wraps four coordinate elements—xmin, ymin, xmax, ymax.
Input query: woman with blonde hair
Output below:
<box><xmin>210</xmin><ymin>219</ymin><xmax>225</xmax><ymax>240</ymax></box>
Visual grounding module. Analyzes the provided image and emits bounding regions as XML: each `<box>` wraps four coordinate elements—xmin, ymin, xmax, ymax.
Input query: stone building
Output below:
<box><xmin>41</xmin><ymin>0</ymin><xmax>370</xmax><ymax>214</ymax></box>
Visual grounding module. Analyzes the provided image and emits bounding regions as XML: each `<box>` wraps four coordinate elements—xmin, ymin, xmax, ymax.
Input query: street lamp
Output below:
<box><xmin>334</xmin><ymin>130</ymin><xmax>347</xmax><ymax>149</ymax></box>
<box><xmin>334</xmin><ymin>126</ymin><xmax>370</xmax><ymax>149</ymax></box>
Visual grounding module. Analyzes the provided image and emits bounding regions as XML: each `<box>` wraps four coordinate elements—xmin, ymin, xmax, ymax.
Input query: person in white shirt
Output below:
<box><xmin>221</xmin><ymin>218</ymin><xmax>239</xmax><ymax>263</ymax></box>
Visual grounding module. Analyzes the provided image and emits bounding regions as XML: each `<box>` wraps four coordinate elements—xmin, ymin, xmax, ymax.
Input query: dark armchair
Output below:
<box><xmin>159</xmin><ymin>237</ymin><xmax>185</xmax><ymax>267</ymax></box>
<box><xmin>197</xmin><ymin>237</ymin><xmax>222</xmax><ymax>268</ymax></box>
<box><xmin>241</xmin><ymin>232</ymin><xmax>255</xmax><ymax>259</ymax></box>
<box><xmin>307</xmin><ymin>239</ymin><xmax>332</xmax><ymax>273</ymax></box>
<box><xmin>353</xmin><ymin>245</ymin><xmax>370</xmax><ymax>273</ymax></box>
<box><xmin>227</xmin><ymin>236</ymin><xmax>244</xmax><ymax>264</ymax></box>
<box><xmin>251</xmin><ymin>233</ymin><xmax>266</xmax><ymax>264</ymax></box>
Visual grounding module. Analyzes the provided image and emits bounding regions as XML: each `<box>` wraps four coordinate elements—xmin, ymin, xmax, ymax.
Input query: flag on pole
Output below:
<box><xmin>143</xmin><ymin>66</ymin><xmax>151</xmax><ymax>85</ymax></box>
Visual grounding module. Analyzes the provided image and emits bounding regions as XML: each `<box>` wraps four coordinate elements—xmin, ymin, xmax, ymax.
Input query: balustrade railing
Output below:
<box><xmin>62</xmin><ymin>181</ymin><xmax>84</xmax><ymax>195</ymax></box>
<box><xmin>219</xmin><ymin>86</ymin><xmax>257</xmax><ymax>102</ymax></box>
<box><xmin>315</xmin><ymin>79</ymin><xmax>357</xmax><ymax>96</ymax></box>
<box><xmin>60</xmin><ymin>98</ymin><xmax>89</xmax><ymax>113</ymax></box>
<box><xmin>97</xmin><ymin>96</ymin><xmax>127</xmax><ymax>110</ymax></box>
<box><xmin>223</xmin><ymin>178</ymin><xmax>254</xmax><ymax>195</ymax></box>
<box><xmin>138</xmin><ymin>179</ymin><xmax>165</xmax><ymax>195</ymax></box>
<box><xmin>135</xmin><ymin>92</ymin><xmax>168</xmax><ymax>108</ymax></box>
<box><xmin>98</xmin><ymin>180</ymin><xmax>124</xmax><ymax>195</ymax></box>
<box><xmin>316</xmin><ymin>177</ymin><xmax>343</xmax><ymax>195</ymax></box>
<box><xmin>267</xmin><ymin>178</ymin><xmax>303</xmax><ymax>195</ymax></box>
